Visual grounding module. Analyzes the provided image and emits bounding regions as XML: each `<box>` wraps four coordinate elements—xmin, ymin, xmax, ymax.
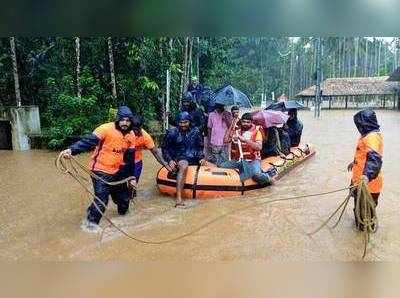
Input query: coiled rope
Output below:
<box><xmin>308</xmin><ymin>179</ymin><xmax>377</xmax><ymax>259</ymax></box>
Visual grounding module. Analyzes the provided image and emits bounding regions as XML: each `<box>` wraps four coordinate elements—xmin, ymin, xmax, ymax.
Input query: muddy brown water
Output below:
<box><xmin>1</xmin><ymin>110</ymin><xmax>399</xmax><ymax>261</ymax></box>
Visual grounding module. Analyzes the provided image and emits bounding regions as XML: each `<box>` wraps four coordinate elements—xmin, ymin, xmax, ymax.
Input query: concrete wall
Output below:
<box><xmin>0</xmin><ymin>106</ymin><xmax>41</xmax><ymax>151</ymax></box>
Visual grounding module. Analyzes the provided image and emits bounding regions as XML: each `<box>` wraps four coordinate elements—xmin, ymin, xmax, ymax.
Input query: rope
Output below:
<box><xmin>56</xmin><ymin>152</ymin><xmax>353</xmax><ymax>245</ymax></box>
<box><xmin>307</xmin><ymin>179</ymin><xmax>377</xmax><ymax>259</ymax></box>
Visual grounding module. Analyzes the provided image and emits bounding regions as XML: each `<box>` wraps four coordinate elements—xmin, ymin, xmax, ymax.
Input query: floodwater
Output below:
<box><xmin>1</xmin><ymin>110</ymin><xmax>399</xmax><ymax>261</ymax></box>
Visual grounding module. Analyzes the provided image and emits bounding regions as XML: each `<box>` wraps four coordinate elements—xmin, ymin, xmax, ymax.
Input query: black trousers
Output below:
<box><xmin>87</xmin><ymin>171</ymin><xmax>130</xmax><ymax>224</ymax></box>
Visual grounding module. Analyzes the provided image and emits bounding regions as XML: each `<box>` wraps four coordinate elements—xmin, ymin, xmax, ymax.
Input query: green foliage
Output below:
<box><xmin>0</xmin><ymin>37</ymin><xmax>399</xmax><ymax>147</ymax></box>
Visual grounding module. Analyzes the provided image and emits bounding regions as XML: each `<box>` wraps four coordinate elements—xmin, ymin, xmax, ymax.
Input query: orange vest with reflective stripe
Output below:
<box><xmin>231</xmin><ymin>125</ymin><xmax>261</xmax><ymax>161</ymax></box>
<box><xmin>352</xmin><ymin>131</ymin><xmax>383</xmax><ymax>193</ymax></box>
<box><xmin>90</xmin><ymin>122</ymin><xmax>136</xmax><ymax>174</ymax></box>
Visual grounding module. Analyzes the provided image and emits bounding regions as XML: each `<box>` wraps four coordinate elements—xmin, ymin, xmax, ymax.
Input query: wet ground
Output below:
<box><xmin>1</xmin><ymin>110</ymin><xmax>399</xmax><ymax>261</ymax></box>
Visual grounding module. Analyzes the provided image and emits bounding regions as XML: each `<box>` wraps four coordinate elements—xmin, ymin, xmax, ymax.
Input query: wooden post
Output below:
<box><xmin>393</xmin><ymin>94</ymin><xmax>396</xmax><ymax>109</ymax></box>
<box><xmin>10</xmin><ymin>37</ymin><xmax>21</xmax><ymax>107</ymax></box>
<box><xmin>165</xmin><ymin>69</ymin><xmax>171</xmax><ymax>130</ymax></box>
<box><xmin>345</xmin><ymin>96</ymin><xmax>348</xmax><ymax>109</ymax></box>
<box><xmin>383</xmin><ymin>95</ymin><xmax>386</xmax><ymax>109</ymax></box>
<box><xmin>329</xmin><ymin>96</ymin><xmax>332</xmax><ymax>109</ymax></box>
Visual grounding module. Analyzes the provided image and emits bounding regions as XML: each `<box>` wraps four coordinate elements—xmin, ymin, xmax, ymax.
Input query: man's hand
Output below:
<box><xmin>347</xmin><ymin>162</ymin><xmax>354</xmax><ymax>172</ymax></box>
<box><xmin>165</xmin><ymin>164</ymin><xmax>173</xmax><ymax>172</ymax></box>
<box><xmin>238</xmin><ymin>135</ymin><xmax>247</xmax><ymax>143</ymax></box>
<box><xmin>361</xmin><ymin>175</ymin><xmax>369</xmax><ymax>184</ymax></box>
<box><xmin>60</xmin><ymin>148</ymin><xmax>72</xmax><ymax>159</ymax></box>
<box><xmin>168</xmin><ymin>160</ymin><xmax>177</xmax><ymax>171</ymax></box>
<box><xmin>128</xmin><ymin>178</ymin><xmax>137</xmax><ymax>189</ymax></box>
<box><xmin>199</xmin><ymin>159</ymin><xmax>207</xmax><ymax>166</ymax></box>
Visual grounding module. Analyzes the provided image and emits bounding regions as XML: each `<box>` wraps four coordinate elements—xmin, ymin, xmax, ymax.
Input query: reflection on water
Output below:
<box><xmin>0</xmin><ymin>110</ymin><xmax>399</xmax><ymax>261</ymax></box>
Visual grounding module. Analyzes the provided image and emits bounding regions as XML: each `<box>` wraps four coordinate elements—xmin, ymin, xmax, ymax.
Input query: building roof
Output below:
<box><xmin>296</xmin><ymin>76</ymin><xmax>400</xmax><ymax>97</ymax></box>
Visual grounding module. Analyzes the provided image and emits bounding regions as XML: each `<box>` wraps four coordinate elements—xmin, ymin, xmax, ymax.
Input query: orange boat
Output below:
<box><xmin>156</xmin><ymin>143</ymin><xmax>316</xmax><ymax>199</ymax></box>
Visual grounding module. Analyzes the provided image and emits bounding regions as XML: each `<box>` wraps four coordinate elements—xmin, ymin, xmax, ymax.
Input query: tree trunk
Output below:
<box><xmin>108</xmin><ymin>37</ymin><xmax>117</xmax><ymax>100</ymax></box>
<box><xmin>369</xmin><ymin>41</ymin><xmax>374</xmax><ymax>76</ymax></box>
<box><xmin>354</xmin><ymin>37</ymin><xmax>359</xmax><ymax>77</ymax></box>
<box><xmin>364</xmin><ymin>39</ymin><xmax>368</xmax><ymax>76</ymax></box>
<box><xmin>377</xmin><ymin>40</ymin><xmax>382</xmax><ymax>75</ymax></box>
<box><xmin>75</xmin><ymin>37</ymin><xmax>82</xmax><ymax>99</ymax></box>
<box><xmin>384</xmin><ymin>42</ymin><xmax>387</xmax><ymax>74</ymax></box>
<box><xmin>314</xmin><ymin>37</ymin><xmax>322</xmax><ymax>118</ymax></box>
<box><xmin>165</xmin><ymin>69</ymin><xmax>171</xmax><ymax>130</ymax></box>
<box><xmin>196</xmin><ymin>37</ymin><xmax>200</xmax><ymax>82</ymax></box>
<box><xmin>10</xmin><ymin>37</ymin><xmax>21</xmax><ymax>107</ymax></box>
<box><xmin>187</xmin><ymin>37</ymin><xmax>193</xmax><ymax>84</ymax></box>
<box><xmin>289</xmin><ymin>39</ymin><xmax>295</xmax><ymax>98</ymax></box>
<box><xmin>338</xmin><ymin>38</ymin><xmax>341</xmax><ymax>77</ymax></box>
<box><xmin>179</xmin><ymin>37</ymin><xmax>189</xmax><ymax>104</ymax></box>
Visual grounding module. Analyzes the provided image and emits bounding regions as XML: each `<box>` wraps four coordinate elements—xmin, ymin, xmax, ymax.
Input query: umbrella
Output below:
<box><xmin>252</xmin><ymin>110</ymin><xmax>289</xmax><ymax>128</ymax></box>
<box><xmin>212</xmin><ymin>85</ymin><xmax>253</xmax><ymax>108</ymax></box>
<box><xmin>265</xmin><ymin>100</ymin><xmax>304</xmax><ymax>111</ymax></box>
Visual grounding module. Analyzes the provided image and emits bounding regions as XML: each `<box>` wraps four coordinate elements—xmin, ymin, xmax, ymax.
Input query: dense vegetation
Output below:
<box><xmin>0</xmin><ymin>37</ymin><xmax>399</xmax><ymax>148</ymax></box>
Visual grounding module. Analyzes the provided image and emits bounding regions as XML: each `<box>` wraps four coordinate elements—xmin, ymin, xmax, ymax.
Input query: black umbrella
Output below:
<box><xmin>212</xmin><ymin>85</ymin><xmax>253</xmax><ymax>108</ymax></box>
<box><xmin>265</xmin><ymin>100</ymin><xmax>304</xmax><ymax>111</ymax></box>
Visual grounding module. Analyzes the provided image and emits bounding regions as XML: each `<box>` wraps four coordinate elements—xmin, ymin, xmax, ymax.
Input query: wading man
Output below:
<box><xmin>60</xmin><ymin>106</ymin><xmax>137</xmax><ymax>233</ymax></box>
<box><xmin>348</xmin><ymin>109</ymin><xmax>383</xmax><ymax>230</ymax></box>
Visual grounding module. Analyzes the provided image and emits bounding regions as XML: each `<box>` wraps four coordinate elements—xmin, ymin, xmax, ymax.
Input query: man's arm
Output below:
<box><xmin>70</xmin><ymin>134</ymin><xmax>101</xmax><ymax>155</ymax></box>
<box><xmin>240</xmin><ymin>137</ymin><xmax>262</xmax><ymax>151</ymax></box>
<box><xmin>363</xmin><ymin>150</ymin><xmax>382</xmax><ymax>181</ymax></box>
<box><xmin>60</xmin><ymin>133</ymin><xmax>101</xmax><ymax>158</ymax></box>
<box><xmin>150</xmin><ymin>147</ymin><xmax>173</xmax><ymax>171</ymax></box>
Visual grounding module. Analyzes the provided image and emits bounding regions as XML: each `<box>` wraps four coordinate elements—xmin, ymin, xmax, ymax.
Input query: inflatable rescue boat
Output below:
<box><xmin>156</xmin><ymin>143</ymin><xmax>315</xmax><ymax>199</ymax></box>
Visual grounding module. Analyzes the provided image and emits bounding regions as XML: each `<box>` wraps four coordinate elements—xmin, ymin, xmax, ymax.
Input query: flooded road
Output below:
<box><xmin>1</xmin><ymin>110</ymin><xmax>399</xmax><ymax>261</ymax></box>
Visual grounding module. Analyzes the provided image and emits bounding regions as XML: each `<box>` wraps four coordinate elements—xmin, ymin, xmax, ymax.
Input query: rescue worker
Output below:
<box><xmin>223</xmin><ymin>106</ymin><xmax>240</xmax><ymax>160</ymax></box>
<box><xmin>60</xmin><ymin>106</ymin><xmax>137</xmax><ymax>233</ymax></box>
<box><xmin>347</xmin><ymin>109</ymin><xmax>383</xmax><ymax>230</ymax></box>
<box><xmin>285</xmin><ymin>108</ymin><xmax>303</xmax><ymax>147</ymax></box>
<box><xmin>162</xmin><ymin>112</ymin><xmax>205</xmax><ymax>207</ymax></box>
<box><xmin>131</xmin><ymin>115</ymin><xmax>172</xmax><ymax>182</ymax></box>
<box><xmin>221</xmin><ymin>113</ymin><xmax>272</xmax><ymax>185</ymax></box>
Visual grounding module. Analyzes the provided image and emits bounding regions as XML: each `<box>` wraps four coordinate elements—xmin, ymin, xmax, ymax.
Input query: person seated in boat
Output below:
<box><xmin>347</xmin><ymin>108</ymin><xmax>383</xmax><ymax>230</ymax></box>
<box><xmin>285</xmin><ymin>108</ymin><xmax>303</xmax><ymax>147</ymax></box>
<box><xmin>261</xmin><ymin>126</ymin><xmax>291</xmax><ymax>158</ymax></box>
<box><xmin>131</xmin><ymin>115</ymin><xmax>172</xmax><ymax>184</ymax></box>
<box><xmin>162</xmin><ymin>111</ymin><xmax>205</xmax><ymax>207</ymax></box>
<box><xmin>220</xmin><ymin>113</ymin><xmax>272</xmax><ymax>185</ymax></box>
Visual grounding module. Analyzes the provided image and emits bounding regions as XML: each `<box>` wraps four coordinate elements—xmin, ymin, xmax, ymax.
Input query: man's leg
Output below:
<box><xmin>87</xmin><ymin>173</ymin><xmax>111</xmax><ymax>225</ymax></box>
<box><xmin>110</xmin><ymin>183</ymin><xmax>130</xmax><ymax>216</ymax></box>
<box><xmin>134</xmin><ymin>160</ymin><xmax>143</xmax><ymax>183</ymax></box>
<box><xmin>176</xmin><ymin>160</ymin><xmax>189</xmax><ymax>206</ymax></box>
<box><xmin>250</xmin><ymin>160</ymin><xmax>271</xmax><ymax>185</ymax></box>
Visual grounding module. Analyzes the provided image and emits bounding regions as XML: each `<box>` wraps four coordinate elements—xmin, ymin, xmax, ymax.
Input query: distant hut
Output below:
<box><xmin>296</xmin><ymin>76</ymin><xmax>400</xmax><ymax>110</ymax></box>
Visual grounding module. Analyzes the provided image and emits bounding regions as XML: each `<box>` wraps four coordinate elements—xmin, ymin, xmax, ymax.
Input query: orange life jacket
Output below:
<box><xmin>352</xmin><ymin>131</ymin><xmax>383</xmax><ymax>194</ymax></box>
<box><xmin>90</xmin><ymin>122</ymin><xmax>136</xmax><ymax>174</ymax></box>
<box><xmin>231</xmin><ymin>125</ymin><xmax>261</xmax><ymax>161</ymax></box>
